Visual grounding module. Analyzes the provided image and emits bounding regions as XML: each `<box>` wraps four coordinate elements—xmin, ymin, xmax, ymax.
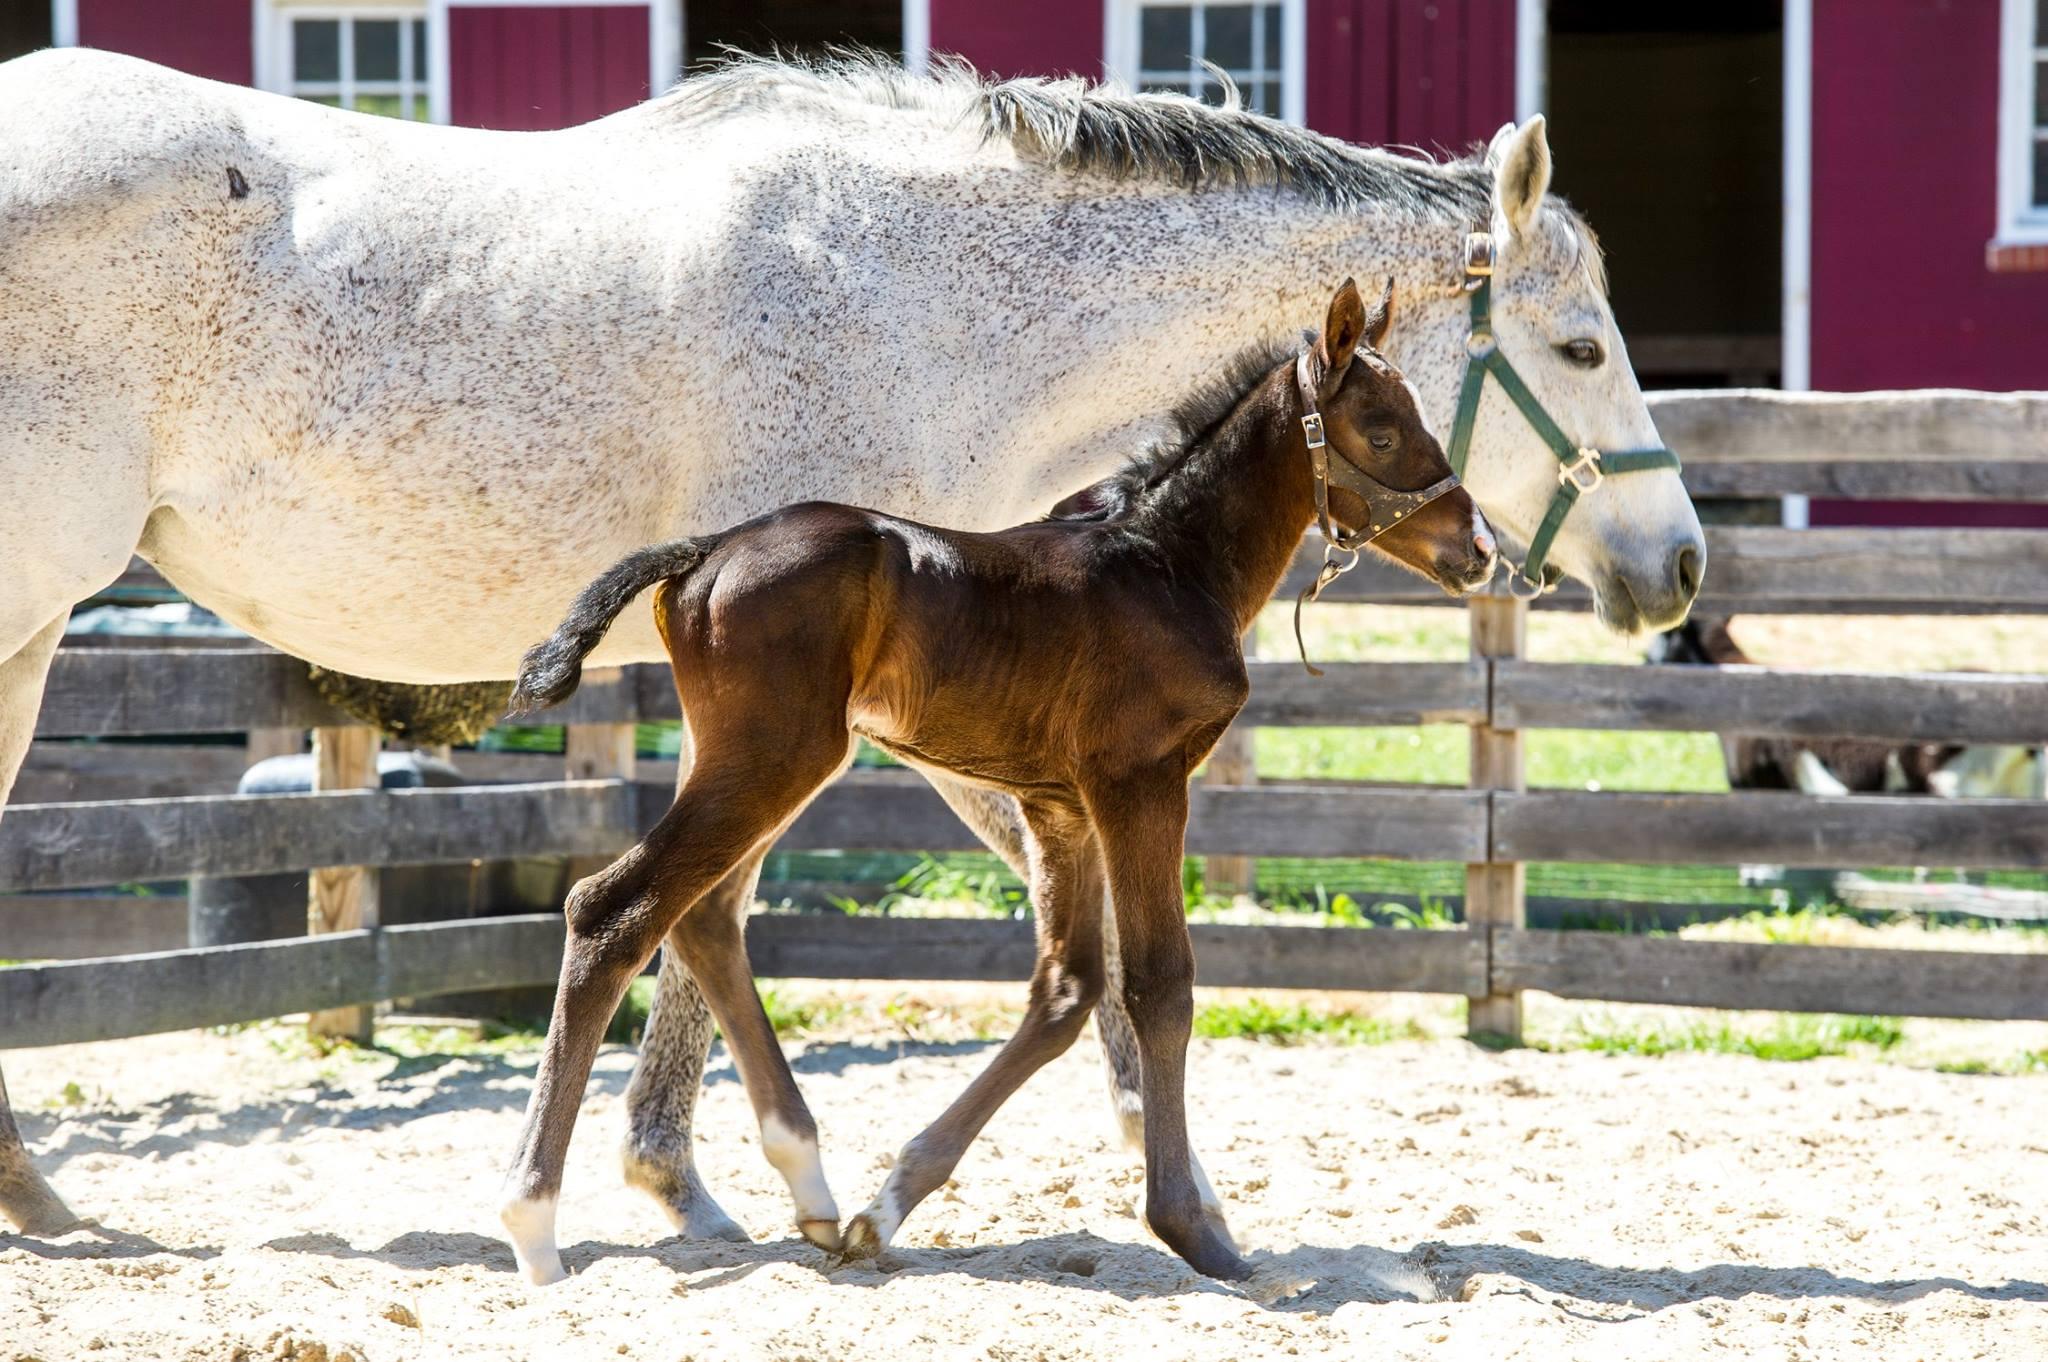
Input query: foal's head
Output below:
<box><xmin>1305</xmin><ymin>279</ymin><xmax>1497</xmax><ymax>595</ymax></box>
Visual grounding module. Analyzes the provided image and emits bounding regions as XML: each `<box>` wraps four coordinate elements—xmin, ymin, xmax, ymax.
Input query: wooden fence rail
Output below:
<box><xmin>5</xmin><ymin>915</ymin><xmax>2042</xmax><ymax>1051</ymax></box>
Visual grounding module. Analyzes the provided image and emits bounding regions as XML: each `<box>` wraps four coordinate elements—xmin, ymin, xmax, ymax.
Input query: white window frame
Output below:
<box><xmin>259</xmin><ymin>2</ymin><xmax>681</xmax><ymax>128</ymax></box>
<box><xmin>256</xmin><ymin>2</ymin><xmax>433</xmax><ymax>121</ymax></box>
<box><xmin>1997</xmin><ymin>0</ymin><xmax>2048</xmax><ymax>244</ymax></box>
<box><xmin>1104</xmin><ymin>0</ymin><xmax>1307</xmax><ymax>126</ymax></box>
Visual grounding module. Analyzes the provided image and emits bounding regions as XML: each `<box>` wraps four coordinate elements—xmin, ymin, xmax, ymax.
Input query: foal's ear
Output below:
<box><xmin>1363</xmin><ymin>276</ymin><xmax>1395</xmax><ymax>351</ymax></box>
<box><xmin>1318</xmin><ymin>278</ymin><xmax>1367</xmax><ymax>385</ymax></box>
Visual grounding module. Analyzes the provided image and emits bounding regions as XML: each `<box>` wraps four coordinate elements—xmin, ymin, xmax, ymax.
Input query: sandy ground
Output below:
<box><xmin>3</xmin><ymin>1023</ymin><xmax>2044</xmax><ymax>1362</ymax></box>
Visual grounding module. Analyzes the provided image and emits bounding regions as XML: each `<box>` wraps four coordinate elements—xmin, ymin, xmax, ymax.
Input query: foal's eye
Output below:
<box><xmin>1367</xmin><ymin>430</ymin><xmax>1398</xmax><ymax>454</ymax></box>
<box><xmin>1558</xmin><ymin>338</ymin><xmax>1605</xmax><ymax>368</ymax></box>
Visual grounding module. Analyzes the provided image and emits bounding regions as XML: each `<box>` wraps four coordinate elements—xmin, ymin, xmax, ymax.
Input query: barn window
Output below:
<box><xmin>1995</xmin><ymin>0</ymin><xmax>2048</xmax><ymax>251</ymax></box>
<box><xmin>1108</xmin><ymin>1</ymin><xmax>1306</xmax><ymax>125</ymax></box>
<box><xmin>280</xmin><ymin>11</ymin><xmax>430</xmax><ymax>120</ymax></box>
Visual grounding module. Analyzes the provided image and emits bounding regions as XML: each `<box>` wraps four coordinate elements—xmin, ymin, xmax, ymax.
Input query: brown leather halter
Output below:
<box><xmin>1291</xmin><ymin>349</ymin><xmax>1462</xmax><ymax>676</ymax></box>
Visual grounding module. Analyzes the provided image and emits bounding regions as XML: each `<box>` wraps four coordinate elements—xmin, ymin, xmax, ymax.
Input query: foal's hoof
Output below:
<box><xmin>798</xmin><ymin>1217</ymin><xmax>843</xmax><ymax>1252</ymax></box>
<box><xmin>621</xmin><ymin>1150</ymin><xmax>751</xmax><ymax>1243</ymax></box>
<box><xmin>1146</xmin><ymin>1209</ymin><xmax>1253</xmax><ymax>1283</ymax></box>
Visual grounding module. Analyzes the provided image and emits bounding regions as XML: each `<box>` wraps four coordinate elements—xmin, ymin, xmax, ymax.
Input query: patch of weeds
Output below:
<box><xmin>1193</xmin><ymin>997</ymin><xmax>1425</xmax><ymax>1046</ymax></box>
<box><xmin>606</xmin><ymin>976</ymin><xmax>658</xmax><ymax>1044</ymax></box>
<box><xmin>759</xmin><ymin>987</ymin><xmax>854</xmax><ymax>1039</ymax></box>
<box><xmin>1565</xmin><ymin>1012</ymin><xmax>1906</xmax><ymax>1062</ymax></box>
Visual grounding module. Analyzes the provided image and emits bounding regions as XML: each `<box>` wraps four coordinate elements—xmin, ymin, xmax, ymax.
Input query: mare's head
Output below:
<box><xmin>1307</xmin><ymin>278</ymin><xmax>1497</xmax><ymax>596</ymax></box>
<box><xmin>1427</xmin><ymin>118</ymin><xmax>1706</xmax><ymax>630</ymax></box>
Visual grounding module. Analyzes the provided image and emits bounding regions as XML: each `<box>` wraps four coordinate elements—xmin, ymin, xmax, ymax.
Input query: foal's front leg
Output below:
<box><xmin>840</xmin><ymin>804</ymin><xmax>1106</xmax><ymax>1260</ymax></box>
<box><xmin>922</xmin><ymin>771</ymin><xmax>1233</xmax><ymax>1247</ymax></box>
<box><xmin>1085</xmin><ymin>767</ymin><xmax>1250</xmax><ymax>1281</ymax></box>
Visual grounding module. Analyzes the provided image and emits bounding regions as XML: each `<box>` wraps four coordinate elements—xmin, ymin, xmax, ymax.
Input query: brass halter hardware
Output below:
<box><xmin>1291</xmin><ymin>349</ymin><xmax>1461</xmax><ymax>677</ymax></box>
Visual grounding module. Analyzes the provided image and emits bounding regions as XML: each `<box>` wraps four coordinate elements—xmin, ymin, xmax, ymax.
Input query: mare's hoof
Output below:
<box><xmin>834</xmin><ymin>1213</ymin><xmax>886</xmax><ymax>1264</ymax></box>
<box><xmin>798</xmin><ymin>1217</ymin><xmax>843</xmax><ymax>1252</ymax></box>
<box><xmin>1146</xmin><ymin>1209</ymin><xmax>1252</xmax><ymax>1282</ymax></box>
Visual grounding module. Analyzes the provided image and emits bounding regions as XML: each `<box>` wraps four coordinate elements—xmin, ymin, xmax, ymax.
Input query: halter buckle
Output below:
<box><xmin>1463</xmin><ymin>231</ymin><xmax>1495</xmax><ymax>279</ymax></box>
<box><xmin>1300</xmin><ymin>412</ymin><xmax>1327</xmax><ymax>450</ymax></box>
<box><xmin>1558</xmin><ymin>447</ymin><xmax>1604</xmax><ymax>493</ymax></box>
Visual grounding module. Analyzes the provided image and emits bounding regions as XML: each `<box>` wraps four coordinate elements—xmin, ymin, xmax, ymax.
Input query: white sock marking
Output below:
<box><xmin>500</xmin><ymin>1194</ymin><xmax>565</xmax><ymax>1286</ymax></box>
<box><xmin>761</xmin><ymin>1115</ymin><xmax>839</xmax><ymax>1227</ymax></box>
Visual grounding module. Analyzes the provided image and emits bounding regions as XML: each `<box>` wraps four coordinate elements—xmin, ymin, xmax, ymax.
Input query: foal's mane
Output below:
<box><xmin>1046</xmin><ymin>337</ymin><xmax>1297</xmax><ymax>524</ymax></box>
<box><xmin>662</xmin><ymin>52</ymin><xmax>1494</xmax><ymax>222</ymax></box>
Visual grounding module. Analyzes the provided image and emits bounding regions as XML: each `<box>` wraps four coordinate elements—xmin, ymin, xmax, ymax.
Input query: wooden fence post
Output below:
<box><xmin>1202</xmin><ymin>630</ymin><xmax>1260</xmax><ymax>897</ymax></box>
<box><xmin>245</xmin><ymin>727</ymin><xmax>304</xmax><ymax>766</ymax></box>
<box><xmin>307</xmin><ymin>725</ymin><xmax>380</xmax><ymax>1041</ymax></box>
<box><xmin>565</xmin><ymin>670</ymin><xmax>637</xmax><ymax>886</ymax></box>
<box><xmin>1465</xmin><ymin>595</ymin><xmax>1526</xmax><ymax>1044</ymax></box>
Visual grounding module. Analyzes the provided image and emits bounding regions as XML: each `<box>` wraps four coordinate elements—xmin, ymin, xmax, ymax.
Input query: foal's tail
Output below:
<box><xmin>510</xmin><ymin>539</ymin><xmax>714</xmax><ymax>714</ymax></box>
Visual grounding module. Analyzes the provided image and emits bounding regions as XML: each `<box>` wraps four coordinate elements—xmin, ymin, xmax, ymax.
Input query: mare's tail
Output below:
<box><xmin>510</xmin><ymin>539</ymin><xmax>714</xmax><ymax>713</ymax></box>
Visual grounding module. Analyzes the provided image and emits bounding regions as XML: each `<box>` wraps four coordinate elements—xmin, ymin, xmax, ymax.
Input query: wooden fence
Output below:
<box><xmin>5</xmin><ymin>389</ymin><xmax>2048</xmax><ymax>1049</ymax></box>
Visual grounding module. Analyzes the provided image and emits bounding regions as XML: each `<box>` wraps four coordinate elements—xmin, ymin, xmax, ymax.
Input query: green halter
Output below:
<box><xmin>1442</xmin><ymin>231</ymin><xmax>1682</xmax><ymax>594</ymax></box>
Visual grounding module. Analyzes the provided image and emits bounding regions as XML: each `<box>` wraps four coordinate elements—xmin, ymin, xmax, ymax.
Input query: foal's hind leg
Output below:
<box><xmin>840</xmin><ymin>802</ymin><xmax>1105</xmax><ymax>1259</ymax></box>
<box><xmin>499</xmin><ymin>733</ymin><xmax>849</xmax><ymax>1284</ymax></box>
<box><xmin>924</xmin><ymin>771</ymin><xmax>1232</xmax><ymax>1250</ymax></box>
<box><xmin>664</xmin><ymin>844</ymin><xmax>841</xmax><ymax>1250</ymax></box>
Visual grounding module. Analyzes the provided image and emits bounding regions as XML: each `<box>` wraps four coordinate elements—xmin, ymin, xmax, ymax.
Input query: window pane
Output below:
<box><xmin>293</xmin><ymin>19</ymin><xmax>339</xmax><ymax>83</ymax></box>
<box><xmin>1252</xmin><ymin>79</ymin><xmax>1276</xmax><ymax>117</ymax></box>
<box><xmin>412</xmin><ymin>19</ymin><xmax>428</xmax><ymax>80</ymax></box>
<box><xmin>1140</xmin><ymin>7</ymin><xmax>1192</xmax><ymax>70</ymax></box>
<box><xmin>1201</xmin><ymin>76</ymin><xmax>1228</xmax><ymax>107</ymax></box>
<box><xmin>2036</xmin><ymin>59</ymin><xmax>2048</xmax><ymax>127</ymax></box>
<box><xmin>2037</xmin><ymin>0</ymin><xmax>2047</xmax><ymax>43</ymax></box>
<box><xmin>1206</xmin><ymin>6</ymin><xmax>1254</xmax><ymax>70</ymax></box>
<box><xmin>411</xmin><ymin>93</ymin><xmax>429</xmax><ymax>122</ymax></box>
<box><xmin>1264</xmin><ymin>3</ymin><xmax>1282</xmax><ymax>64</ymax></box>
<box><xmin>2035</xmin><ymin>138</ymin><xmax>2048</xmax><ymax>208</ymax></box>
<box><xmin>303</xmin><ymin>94</ymin><xmax>342</xmax><ymax>108</ymax></box>
<box><xmin>355</xmin><ymin>93</ymin><xmax>404</xmax><ymax>120</ymax></box>
<box><xmin>355</xmin><ymin>20</ymin><xmax>401</xmax><ymax>82</ymax></box>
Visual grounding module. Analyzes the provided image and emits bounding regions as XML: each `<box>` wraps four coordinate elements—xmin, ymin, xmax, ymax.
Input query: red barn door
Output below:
<box><xmin>77</xmin><ymin>0</ymin><xmax>252</xmax><ymax>84</ymax></box>
<box><xmin>450</xmin><ymin>4</ymin><xmax>653</xmax><ymax>130</ymax></box>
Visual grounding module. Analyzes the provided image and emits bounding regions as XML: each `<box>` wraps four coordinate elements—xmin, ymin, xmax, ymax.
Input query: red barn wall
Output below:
<box><xmin>78</xmin><ymin>0</ymin><xmax>251</xmax><ymax>84</ymax></box>
<box><xmin>929</xmin><ymin>0</ymin><xmax>1101</xmax><ymax>79</ymax></box>
<box><xmin>1810</xmin><ymin>0</ymin><xmax>2048</xmax><ymax>392</ymax></box>
<box><xmin>1308</xmin><ymin>0</ymin><xmax>1516</xmax><ymax>150</ymax></box>
<box><xmin>450</xmin><ymin>5</ymin><xmax>651</xmax><ymax>131</ymax></box>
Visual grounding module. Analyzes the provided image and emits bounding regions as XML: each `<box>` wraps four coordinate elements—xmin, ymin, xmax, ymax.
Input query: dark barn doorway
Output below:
<box><xmin>1544</xmin><ymin>2</ymin><xmax>1783</xmax><ymax>389</ymax></box>
<box><xmin>1</xmin><ymin>3</ymin><xmax>53</xmax><ymax>64</ymax></box>
<box><xmin>686</xmin><ymin>0</ymin><xmax>902</xmax><ymax>68</ymax></box>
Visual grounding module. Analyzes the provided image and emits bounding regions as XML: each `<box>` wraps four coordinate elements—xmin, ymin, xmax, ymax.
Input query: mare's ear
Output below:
<box><xmin>1317</xmin><ymin>278</ymin><xmax>1367</xmax><ymax>388</ymax></box>
<box><xmin>1362</xmin><ymin>276</ymin><xmax>1395</xmax><ymax>351</ymax></box>
<box><xmin>1489</xmin><ymin>115</ymin><xmax>1551</xmax><ymax>238</ymax></box>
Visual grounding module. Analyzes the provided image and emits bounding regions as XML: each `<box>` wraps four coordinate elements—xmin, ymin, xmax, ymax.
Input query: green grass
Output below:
<box><xmin>1556</xmin><ymin>1011</ymin><xmax>1907</xmax><ymax>1062</ymax></box>
<box><xmin>1192</xmin><ymin>997</ymin><xmax>1428</xmax><ymax>1046</ymax></box>
<box><xmin>1253</xmin><ymin>724</ymin><xmax>1729</xmax><ymax>792</ymax></box>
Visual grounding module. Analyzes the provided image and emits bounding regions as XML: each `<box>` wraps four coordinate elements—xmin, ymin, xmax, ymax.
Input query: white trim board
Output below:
<box><xmin>1513</xmin><ymin>0</ymin><xmax>1543</xmax><ymax>121</ymax></box>
<box><xmin>1997</xmin><ymin>0</ymin><xmax>2048</xmax><ymax>244</ymax></box>
<box><xmin>1781</xmin><ymin>0</ymin><xmax>1812</xmax><ymax>528</ymax></box>
<box><xmin>51</xmin><ymin>0</ymin><xmax>78</xmax><ymax>47</ymax></box>
<box><xmin>902</xmin><ymin>0</ymin><xmax>929</xmax><ymax>76</ymax></box>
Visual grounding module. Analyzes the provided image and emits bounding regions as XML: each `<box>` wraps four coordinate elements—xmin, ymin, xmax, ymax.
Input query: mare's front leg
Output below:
<box><xmin>1085</xmin><ymin>767</ymin><xmax>1250</xmax><ymax>1281</ymax></box>
<box><xmin>840</xmin><ymin>800</ymin><xmax>1106</xmax><ymax>1259</ymax></box>
<box><xmin>499</xmin><ymin>733</ymin><xmax>848</xmax><ymax>1285</ymax></box>
<box><xmin>923</xmin><ymin>772</ymin><xmax>1232</xmax><ymax>1247</ymax></box>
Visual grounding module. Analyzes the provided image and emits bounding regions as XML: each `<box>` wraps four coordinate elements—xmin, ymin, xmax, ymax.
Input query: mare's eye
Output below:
<box><xmin>1559</xmin><ymin>338</ymin><xmax>1604</xmax><ymax>367</ymax></box>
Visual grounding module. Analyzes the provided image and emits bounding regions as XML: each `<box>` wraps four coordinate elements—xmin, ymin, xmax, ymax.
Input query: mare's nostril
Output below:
<box><xmin>1674</xmin><ymin>542</ymin><xmax>1704</xmax><ymax>601</ymax></box>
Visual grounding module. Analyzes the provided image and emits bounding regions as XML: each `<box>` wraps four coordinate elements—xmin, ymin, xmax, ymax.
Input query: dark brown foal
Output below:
<box><xmin>498</xmin><ymin>279</ymin><xmax>1496</xmax><ymax>1284</ymax></box>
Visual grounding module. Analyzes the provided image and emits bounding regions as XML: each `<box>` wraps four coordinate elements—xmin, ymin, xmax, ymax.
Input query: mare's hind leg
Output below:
<box><xmin>925</xmin><ymin>770</ymin><xmax>1232</xmax><ymax>1250</ymax></box>
<box><xmin>0</xmin><ymin>615</ymin><xmax>87</xmax><ymax>1234</ymax></box>
<box><xmin>840</xmin><ymin>800</ymin><xmax>1105</xmax><ymax>1259</ymax></box>
<box><xmin>499</xmin><ymin>729</ymin><xmax>850</xmax><ymax>1285</ymax></box>
<box><xmin>665</xmin><ymin>846</ymin><xmax>841</xmax><ymax>1249</ymax></box>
